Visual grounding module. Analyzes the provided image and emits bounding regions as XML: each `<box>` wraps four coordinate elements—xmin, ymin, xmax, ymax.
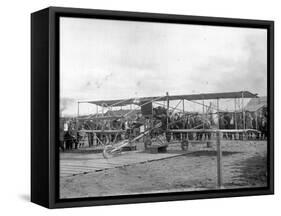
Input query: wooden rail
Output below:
<box><xmin>79</xmin><ymin>129</ymin><xmax>125</xmax><ymax>133</ymax></box>
<box><xmin>168</xmin><ymin>129</ymin><xmax>260</xmax><ymax>133</ymax></box>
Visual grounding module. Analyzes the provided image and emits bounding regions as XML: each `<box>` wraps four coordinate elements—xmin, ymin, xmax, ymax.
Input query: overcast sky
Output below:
<box><xmin>60</xmin><ymin>17</ymin><xmax>267</xmax><ymax>116</ymax></box>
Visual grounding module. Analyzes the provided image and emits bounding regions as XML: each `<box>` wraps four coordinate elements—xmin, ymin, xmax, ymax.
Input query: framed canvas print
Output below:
<box><xmin>31</xmin><ymin>7</ymin><xmax>274</xmax><ymax>208</ymax></box>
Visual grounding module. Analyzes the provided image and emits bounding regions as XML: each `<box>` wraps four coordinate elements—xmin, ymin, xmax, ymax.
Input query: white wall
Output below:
<box><xmin>0</xmin><ymin>0</ymin><xmax>279</xmax><ymax>214</ymax></box>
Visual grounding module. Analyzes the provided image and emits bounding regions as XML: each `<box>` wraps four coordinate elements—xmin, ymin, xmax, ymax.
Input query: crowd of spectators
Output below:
<box><xmin>59</xmin><ymin>106</ymin><xmax>268</xmax><ymax>151</ymax></box>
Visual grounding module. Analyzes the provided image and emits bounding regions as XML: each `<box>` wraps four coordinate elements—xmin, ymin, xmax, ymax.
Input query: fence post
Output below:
<box><xmin>76</xmin><ymin>101</ymin><xmax>80</xmax><ymax>140</ymax></box>
<box><xmin>216</xmin><ymin>130</ymin><xmax>223</xmax><ymax>188</ymax></box>
<box><xmin>242</xmin><ymin>91</ymin><xmax>245</xmax><ymax>140</ymax></box>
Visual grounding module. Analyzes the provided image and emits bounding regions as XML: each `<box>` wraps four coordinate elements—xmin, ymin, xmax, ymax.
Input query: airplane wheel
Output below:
<box><xmin>144</xmin><ymin>138</ymin><xmax>152</xmax><ymax>150</ymax></box>
<box><xmin>206</xmin><ymin>141</ymin><xmax>212</xmax><ymax>148</ymax></box>
<box><xmin>166</xmin><ymin>132</ymin><xmax>171</xmax><ymax>142</ymax></box>
<box><xmin>102</xmin><ymin>145</ymin><xmax>115</xmax><ymax>159</ymax></box>
<box><xmin>181</xmin><ymin>140</ymin><xmax>189</xmax><ymax>151</ymax></box>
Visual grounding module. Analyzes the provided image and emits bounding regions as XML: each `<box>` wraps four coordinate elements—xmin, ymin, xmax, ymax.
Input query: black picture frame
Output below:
<box><xmin>31</xmin><ymin>6</ymin><xmax>274</xmax><ymax>209</ymax></box>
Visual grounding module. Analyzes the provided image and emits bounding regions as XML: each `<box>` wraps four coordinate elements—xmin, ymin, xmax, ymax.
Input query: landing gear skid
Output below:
<box><xmin>102</xmin><ymin>145</ymin><xmax>121</xmax><ymax>159</ymax></box>
<box><xmin>102</xmin><ymin>122</ymin><xmax>162</xmax><ymax>159</ymax></box>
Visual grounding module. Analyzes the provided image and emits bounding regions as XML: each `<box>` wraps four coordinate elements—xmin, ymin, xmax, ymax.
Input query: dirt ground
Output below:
<box><xmin>60</xmin><ymin>140</ymin><xmax>267</xmax><ymax>199</ymax></box>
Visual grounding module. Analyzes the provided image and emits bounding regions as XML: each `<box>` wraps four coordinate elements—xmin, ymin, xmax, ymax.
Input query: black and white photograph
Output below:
<box><xmin>59</xmin><ymin>16</ymin><xmax>269</xmax><ymax>199</ymax></box>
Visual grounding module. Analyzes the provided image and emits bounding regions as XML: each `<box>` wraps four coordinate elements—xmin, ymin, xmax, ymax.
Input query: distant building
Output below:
<box><xmin>245</xmin><ymin>96</ymin><xmax>267</xmax><ymax>113</ymax></box>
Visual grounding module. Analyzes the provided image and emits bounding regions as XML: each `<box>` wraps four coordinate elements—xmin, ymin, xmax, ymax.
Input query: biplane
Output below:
<box><xmin>75</xmin><ymin>91</ymin><xmax>260</xmax><ymax>158</ymax></box>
